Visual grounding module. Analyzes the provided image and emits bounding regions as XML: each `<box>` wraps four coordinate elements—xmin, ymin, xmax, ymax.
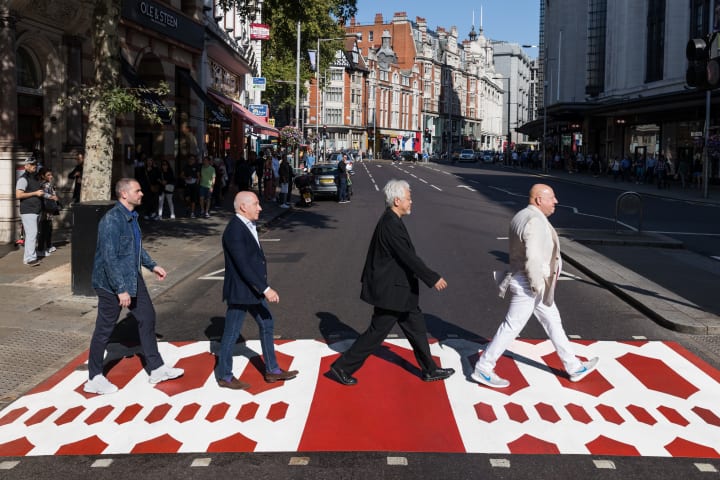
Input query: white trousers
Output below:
<box><xmin>475</xmin><ymin>273</ymin><xmax>582</xmax><ymax>374</ymax></box>
<box><xmin>21</xmin><ymin>213</ymin><xmax>39</xmax><ymax>263</ymax></box>
<box><xmin>158</xmin><ymin>192</ymin><xmax>175</xmax><ymax>218</ymax></box>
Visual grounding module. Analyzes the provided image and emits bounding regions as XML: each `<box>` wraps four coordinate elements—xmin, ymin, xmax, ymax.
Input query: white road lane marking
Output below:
<box><xmin>457</xmin><ymin>185</ymin><xmax>477</xmax><ymax>192</ymax></box>
<box><xmin>430</xmin><ymin>184</ymin><xmax>442</xmax><ymax>191</ymax></box>
<box><xmin>419</xmin><ymin>178</ymin><xmax>428</xmax><ymax>183</ymax></box>
<box><xmin>198</xmin><ymin>268</ymin><xmax>225</xmax><ymax>281</ymax></box>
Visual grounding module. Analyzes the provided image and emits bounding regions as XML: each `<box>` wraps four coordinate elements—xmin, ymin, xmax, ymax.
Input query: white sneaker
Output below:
<box><xmin>471</xmin><ymin>368</ymin><xmax>510</xmax><ymax>388</ymax></box>
<box><xmin>170</xmin><ymin>215</ymin><xmax>176</xmax><ymax>219</ymax></box>
<box><xmin>569</xmin><ymin>357</ymin><xmax>599</xmax><ymax>382</ymax></box>
<box><xmin>47</xmin><ymin>246</ymin><xmax>57</xmax><ymax>254</ymax></box>
<box><xmin>83</xmin><ymin>375</ymin><xmax>118</xmax><ymax>395</ymax></box>
<box><xmin>280</xmin><ymin>203</ymin><xmax>290</xmax><ymax>208</ymax></box>
<box><xmin>149</xmin><ymin>364</ymin><xmax>184</xmax><ymax>384</ymax></box>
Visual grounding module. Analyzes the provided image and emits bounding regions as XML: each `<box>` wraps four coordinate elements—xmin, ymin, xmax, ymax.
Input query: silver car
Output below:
<box><xmin>310</xmin><ymin>163</ymin><xmax>339</xmax><ymax>198</ymax></box>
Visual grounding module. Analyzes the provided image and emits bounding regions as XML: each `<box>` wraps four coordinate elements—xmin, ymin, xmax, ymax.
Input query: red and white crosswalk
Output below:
<box><xmin>0</xmin><ymin>338</ymin><xmax>718</xmax><ymax>457</ymax></box>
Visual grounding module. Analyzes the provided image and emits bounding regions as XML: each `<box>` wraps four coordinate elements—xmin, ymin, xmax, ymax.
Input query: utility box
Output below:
<box><xmin>71</xmin><ymin>201</ymin><xmax>114</xmax><ymax>296</ymax></box>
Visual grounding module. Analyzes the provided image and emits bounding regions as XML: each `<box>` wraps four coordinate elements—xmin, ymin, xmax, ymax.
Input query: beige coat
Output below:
<box><xmin>508</xmin><ymin>204</ymin><xmax>562</xmax><ymax>306</ymax></box>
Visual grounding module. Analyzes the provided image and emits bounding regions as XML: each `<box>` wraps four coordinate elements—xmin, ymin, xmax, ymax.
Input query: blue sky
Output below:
<box><xmin>353</xmin><ymin>0</ymin><xmax>540</xmax><ymax>57</ymax></box>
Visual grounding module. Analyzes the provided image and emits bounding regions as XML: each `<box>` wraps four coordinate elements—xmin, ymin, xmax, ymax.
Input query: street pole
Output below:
<box><xmin>294</xmin><ymin>20</ymin><xmax>301</xmax><ymax>168</ymax></box>
<box><xmin>703</xmin><ymin>6</ymin><xmax>714</xmax><ymax>199</ymax></box>
<box><xmin>506</xmin><ymin>79</ymin><xmax>511</xmax><ymax>166</ymax></box>
<box><xmin>316</xmin><ymin>37</ymin><xmax>320</xmax><ymax>155</ymax></box>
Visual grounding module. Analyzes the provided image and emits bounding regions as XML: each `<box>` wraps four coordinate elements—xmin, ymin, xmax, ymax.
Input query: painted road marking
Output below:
<box><xmin>198</xmin><ymin>269</ymin><xmax>225</xmax><ymax>281</ymax></box>
<box><xmin>430</xmin><ymin>185</ymin><xmax>442</xmax><ymax>191</ymax></box>
<box><xmin>419</xmin><ymin>178</ymin><xmax>428</xmax><ymax>184</ymax></box>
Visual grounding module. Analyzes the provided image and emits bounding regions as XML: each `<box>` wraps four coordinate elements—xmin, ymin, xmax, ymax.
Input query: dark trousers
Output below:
<box><xmin>88</xmin><ymin>275</ymin><xmax>163</xmax><ymax>379</ymax></box>
<box><xmin>332</xmin><ymin>306</ymin><xmax>437</xmax><ymax>375</ymax></box>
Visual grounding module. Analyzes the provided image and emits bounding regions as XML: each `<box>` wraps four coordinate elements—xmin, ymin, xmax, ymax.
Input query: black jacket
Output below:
<box><xmin>360</xmin><ymin>208</ymin><xmax>440</xmax><ymax>312</ymax></box>
<box><xmin>222</xmin><ymin>215</ymin><xmax>268</xmax><ymax>305</ymax></box>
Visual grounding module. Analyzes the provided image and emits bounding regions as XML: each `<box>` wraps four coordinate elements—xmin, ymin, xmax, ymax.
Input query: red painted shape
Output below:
<box><xmin>657</xmin><ymin>406</ymin><xmax>689</xmax><ymax>427</ymax></box>
<box><xmin>175</xmin><ymin>403</ymin><xmax>201</xmax><ymax>423</ymax></box>
<box><xmin>85</xmin><ymin>405</ymin><xmax>114</xmax><ymax>425</ymax></box>
<box><xmin>298</xmin><ymin>346</ymin><xmax>465</xmax><ymax>452</ymax></box>
<box><xmin>153</xmin><ymin>352</ymin><xmax>214</xmax><ymax>397</ymax></box>
<box><xmin>626</xmin><ymin>405</ymin><xmax>657</xmax><ymax>426</ymax></box>
<box><xmin>535</xmin><ymin>403</ymin><xmax>561</xmax><ymax>423</ymax></box>
<box><xmin>473</xmin><ymin>402</ymin><xmax>497</xmax><ymax>423</ymax></box>
<box><xmin>596</xmin><ymin>404</ymin><xmax>625</xmax><ymax>425</ymax></box>
<box><xmin>505</xmin><ymin>402</ymin><xmax>529</xmax><ymax>423</ymax></box>
<box><xmin>54</xmin><ymin>406</ymin><xmax>86</xmax><ymax>426</ymax></box>
<box><xmin>145</xmin><ymin>403</ymin><xmax>172</xmax><ymax>424</ymax></box>
<box><xmin>207</xmin><ymin>432</ymin><xmax>258</xmax><ymax>452</ymax></box>
<box><xmin>73</xmin><ymin>354</ymin><xmax>145</xmax><ymax>398</ymax></box>
<box><xmin>267</xmin><ymin>401</ymin><xmax>289</xmax><ymax>422</ymax></box>
<box><xmin>617</xmin><ymin>352</ymin><xmax>699</xmax><ymax>400</ymax></box>
<box><xmin>241</xmin><ymin>350</ymin><xmax>297</xmax><ymax>396</ymax></box>
<box><xmin>663</xmin><ymin>341</ymin><xmax>720</xmax><ymax>384</ymax></box>
<box><xmin>586</xmin><ymin>435</ymin><xmax>640</xmax><ymax>456</ymax></box>
<box><xmin>29</xmin><ymin>350</ymin><xmax>88</xmax><ymax>395</ymax></box>
<box><xmin>543</xmin><ymin>353</ymin><xmax>612</xmax><ymax>397</ymax></box>
<box><xmin>24</xmin><ymin>406</ymin><xmax>57</xmax><ymax>426</ymax></box>
<box><xmin>692</xmin><ymin>406</ymin><xmax>720</xmax><ymax>427</ymax></box>
<box><xmin>468</xmin><ymin>349</ymin><xmax>530</xmax><ymax>396</ymax></box>
<box><xmin>55</xmin><ymin>435</ymin><xmax>109</xmax><ymax>455</ymax></box>
<box><xmin>507</xmin><ymin>434</ymin><xmax>560</xmax><ymax>454</ymax></box>
<box><xmin>665</xmin><ymin>437</ymin><xmax>720</xmax><ymax>458</ymax></box>
<box><xmin>130</xmin><ymin>433</ymin><xmax>182</xmax><ymax>454</ymax></box>
<box><xmin>565</xmin><ymin>403</ymin><xmax>592</xmax><ymax>424</ymax></box>
<box><xmin>114</xmin><ymin>403</ymin><xmax>143</xmax><ymax>425</ymax></box>
<box><xmin>0</xmin><ymin>407</ymin><xmax>28</xmax><ymax>426</ymax></box>
<box><xmin>206</xmin><ymin>402</ymin><xmax>230</xmax><ymax>422</ymax></box>
<box><xmin>0</xmin><ymin>437</ymin><xmax>35</xmax><ymax>456</ymax></box>
<box><xmin>237</xmin><ymin>402</ymin><xmax>260</xmax><ymax>422</ymax></box>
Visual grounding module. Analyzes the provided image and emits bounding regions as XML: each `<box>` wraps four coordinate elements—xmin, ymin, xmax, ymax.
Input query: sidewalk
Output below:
<box><xmin>0</xmin><ymin>194</ymin><xmax>289</xmax><ymax>410</ymax></box>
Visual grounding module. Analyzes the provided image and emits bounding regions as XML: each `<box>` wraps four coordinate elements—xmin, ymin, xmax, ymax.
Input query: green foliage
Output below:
<box><xmin>59</xmin><ymin>82</ymin><xmax>174</xmax><ymax>125</ymax></box>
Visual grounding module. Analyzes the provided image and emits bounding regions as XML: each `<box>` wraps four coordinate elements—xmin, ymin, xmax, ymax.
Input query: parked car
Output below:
<box><xmin>481</xmin><ymin>151</ymin><xmax>495</xmax><ymax>163</ymax></box>
<box><xmin>458</xmin><ymin>149</ymin><xmax>476</xmax><ymax>162</ymax></box>
<box><xmin>310</xmin><ymin>163</ymin><xmax>339</xmax><ymax>199</ymax></box>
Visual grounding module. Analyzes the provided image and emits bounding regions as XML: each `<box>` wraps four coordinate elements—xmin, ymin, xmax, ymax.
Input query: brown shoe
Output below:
<box><xmin>264</xmin><ymin>369</ymin><xmax>299</xmax><ymax>383</ymax></box>
<box><xmin>218</xmin><ymin>377</ymin><xmax>251</xmax><ymax>390</ymax></box>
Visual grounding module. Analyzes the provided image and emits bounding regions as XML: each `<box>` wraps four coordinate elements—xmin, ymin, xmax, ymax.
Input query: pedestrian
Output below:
<box><xmin>271</xmin><ymin>151</ymin><xmax>280</xmax><ymax>201</ymax></box>
<box><xmin>234</xmin><ymin>156</ymin><xmax>252</xmax><ymax>192</ymax></box>
<box><xmin>15</xmin><ymin>156</ymin><xmax>44</xmax><ymax>266</ymax></box>
<box><xmin>610</xmin><ymin>157</ymin><xmax>621</xmax><ymax>181</ymax></box>
<box><xmin>305</xmin><ymin>150</ymin><xmax>316</xmax><ymax>172</ymax></box>
<box><xmin>182</xmin><ymin>154</ymin><xmax>200</xmax><ymax>218</ymax></box>
<box><xmin>255</xmin><ymin>151</ymin><xmax>265</xmax><ymax>198</ymax></box>
<box><xmin>68</xmin><ymin>150</ymin><xmax>84</xmax><ymax>203</ymax></box>
<box><xmin>278</xmin><ymin>156</ymin><xmax>291</xmax><ymax>208</ymax></box>
<box><xmin>199</xmin><ymin>156</ymin><xmax>215</xmax><ymax>218</ymax></box>
<box><xmin>216</xmin><ymin>191</ymin><xmax>299</xmax><ymax>389</ymax></box>
<box><xmin>157</xmin><ymin>160</ymin><xmax>176</xmax><ymax>219</ymax></box>
<box><xmin>262</xmin><ymin>156</ymin><xmax>275</xmax><ymax>201</ymax></box>
<box><xmin>136</xmin><ymin>157</ymin><xmax>160</xmax><ymax>220</ymax></box>
<box><xmin>84</xmin><ymin>178</ymin><xmax>184</xmax><ymax>395</ymax></box>
<box><xmin>337</xmin><ymin>154</ymin><xmax>350</xmax><ymax>203</ymax></box>
<box><xmin>37</xmin><ymin>167</ymin><xmax>61</xmax><ymax>256</ymax></box>
<box><xmin>328</xmin><ymin>179</ymin><xmax>455</xmax><ymax>386</ymax></box>
<box><xmin>472</xmin><ymin>184</ymin><xmax>599</xmax><ymax>388</ymax></box>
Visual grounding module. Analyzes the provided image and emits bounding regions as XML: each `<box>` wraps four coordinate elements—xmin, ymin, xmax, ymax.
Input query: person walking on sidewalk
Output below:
<box><xmin>472</xmin><ymin>184</ymin><xmax>598</xmax><ymax>388</ymax></box>
<box><xmin>199</xmin><ymin>156</ymin><xmax>216</xmax><ymax>218</ymax></box>
<box><xmin>157</xmin><ymin>160</ymin><xmax>176</xmax><ymax>219</ymax></box>
<box><xmin>215</xmin><ymin>191</ymin><xmax>299</xmax><ymax>389</ymax></box>
<box><xmin>15</xmin><ymin>156</ymin><xmax>44</xmax><ymax>266</ymax></box>
<box><xmin>68</xmin><ymin>151</ymin><xmax>84</xmax><ymax>203</ymax></box>
<box><xmin>329</xmin><ymin>179</ymin><xmax>455</xmax><ymax>386</ymax></box>
<box><xmin>84</xmin><ymin>178</ymin><xmax>184</xmax><ymax>395</ymax></box>
<box><xmin>37</xmin><ymin>167</ymin><xmax>61</xmax><ymax>256</ymax></box>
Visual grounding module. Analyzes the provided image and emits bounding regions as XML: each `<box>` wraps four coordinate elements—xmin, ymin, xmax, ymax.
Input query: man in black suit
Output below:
<box><xmin>329</xmin><ymin>179</ymin><xmax>455</xmax><ymax>385</ymax></box>
<box><xmin>216</xmin><ymin>191</ymin><xmax>299</xmax><ymax>389</ymax></box>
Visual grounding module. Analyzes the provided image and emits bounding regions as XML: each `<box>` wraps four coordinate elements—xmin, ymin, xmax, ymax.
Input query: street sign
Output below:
<box><xmin>252</xmin><ymin>77</ymin><xmax>266</xmax><ymax>91</ymax></box>
<box><xmin>691</xmin><ymin>131</ymin><xmax>704</xmax><ymax>137</ymax></box>
<box><xmin>248</xmin><ymin>104</ymin><xmax>268</xmax><ymax>117</ymax></box>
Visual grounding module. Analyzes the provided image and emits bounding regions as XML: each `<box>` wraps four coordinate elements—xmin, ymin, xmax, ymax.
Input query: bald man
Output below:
<box><xmin>216</xmin><ymin>191</ymin><xmax>298</xmax><ymax>389</ymax></box>
<box><xmin>472</xmin><ymin>184</ymin><xmax>598</xmax><ymax>388</ymax></box>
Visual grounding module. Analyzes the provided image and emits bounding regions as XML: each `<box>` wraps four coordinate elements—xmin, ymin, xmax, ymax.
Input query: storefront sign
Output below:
<box><xmin>250</xmin><ymin>23</ymin><xmax>270</xmax><ymax>40</ymax></box>
<box><xmin>252</xmin><ymin>77</ymin><xmax>267</xmax><ymax>91</ymax></box>
<box><xmin>122</xmin><ymin>0</ymin><xmax>204</xmax><ymax>50</ymax></box>
<box><xmin>249</xmin><ymin>104</ymin><xmax>268</xmax><ymax>117</ymax></box>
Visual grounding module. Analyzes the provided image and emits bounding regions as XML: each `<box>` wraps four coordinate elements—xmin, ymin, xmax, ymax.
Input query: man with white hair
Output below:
<box><xmin>329</xmin><ymin>179</ymin><xmax>454</xmax><ymax>385</ymax></box>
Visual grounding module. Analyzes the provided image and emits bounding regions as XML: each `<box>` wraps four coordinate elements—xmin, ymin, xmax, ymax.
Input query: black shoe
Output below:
<box><xmin>329</xmin><ymin>365</ymin><xmax>357</xmax><ymax>386</ymax></box>
<box><xmin>422</xmin><ymin>367</ymin><xmax>455</xmax><ymax>382</ymax></box>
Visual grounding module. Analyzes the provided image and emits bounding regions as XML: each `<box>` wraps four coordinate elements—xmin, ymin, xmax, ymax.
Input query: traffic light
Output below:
<box><xmin>322</xmin><ymin>125</ymin><xmax>327</xmax><ymax>138</ymax></box>
<box><xmin>424</xmin><ymin>128</ymin><xmax>431</xmax><ymax>142</ymax></box>
<box><xmin>686</xmin><ymin>36</ymin><xmax>720</xmax><ymax>89</ymax></box>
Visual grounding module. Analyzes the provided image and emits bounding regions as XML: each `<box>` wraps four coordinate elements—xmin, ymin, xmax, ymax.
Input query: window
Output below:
<box><xmin>369</xmin><ymin>31</ymin><xmax>374</xmax><ymax>42</ymax></box>
<box><xmin>17</xmin><ymin>47</ymin><xmax>41</xmax><ymax>89</ymax></box>
<box><xmin>646</xmin><ymin>0</ymin><xmax>665</xmax><ymax>82</ymax></box>
<box><xmin>356</xmin><ymin>32</ymin><xmax>362</xmax><ymax>41</ymax></box>
<box><xmin>326</xmin><ymin>108</ymin><xmax>342</xmax><ymax>125</ymax></box>
<box><xmin>326</xmin><ymin>87</ymin><xmax>342</xmax><ymax>103</ymax></box>
<box><xmin>585</xmin><ymin>0</ymin><xmax>607</xmax><ymax>96</ymax></box>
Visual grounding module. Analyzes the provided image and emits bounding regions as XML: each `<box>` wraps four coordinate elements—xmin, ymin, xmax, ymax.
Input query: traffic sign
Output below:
<box><xmin>248</xmin><ymin>104</ymin><xmax>268</xmax><ymax>117</ymax></box>
<box><xmin>252</xmin><ymin>77</ymin><xmax>266</xmax><ymax>91</ymax></box>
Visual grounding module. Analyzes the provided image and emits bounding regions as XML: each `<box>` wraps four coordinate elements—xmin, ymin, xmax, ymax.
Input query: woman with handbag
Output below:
<box><xmin>38</xmin><ymin>167</ymin><xmax>61</xmax><ymax>256</ymax></box>
<box><xmin>157</xmin><ymin>160</ymin><xmax>176</xmax><ymax>219</ymax></box>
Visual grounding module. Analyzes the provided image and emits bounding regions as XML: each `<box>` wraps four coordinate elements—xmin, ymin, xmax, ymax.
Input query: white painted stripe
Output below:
<box><xmin>91</xmin><ymin>459</ymin><xmax>114</xmax><ymax>468</ymax></box>
<box><xmin>410</xmin><ymin>174</ymin><xmax>417</xmax><ymax>178</ymax></box>
<box><xmin>419</xmin><ymin>178</ymin><xmax>428</xmax><ymax>184</ymax></box>
<box><xmin>559</xmin><ymin>272</ymin><xmax>583</xmax><ymax>281</ymax></box>
<box><xmin>489</xmin><ymin>458</ymin><xmax>511</xmax><ymax>468</ymax></box>
<box><xmin>711</xmin><ymin>256</ymin><xmax>720</xmax><ymax>261</ymax></box>
<box><xmin>198</xmin><ymin>268</ymin><xmax>225</xmax><ymax>281</ymax></box>
<box><xmin>593</xmin><ymin>460</ymin><xmax>616</xmax><ymax>469</ymax></box>
<box><xmin>191</xmin><ymin>458</ymin><xmax>212</xmax><ymax>467</ymax></box>
<box><xmin>430</xmin><ymin>185</ymin><xmax>442</xmax><ymax>191</ymax></box>
<box><xmin>632</xmin><ymin>335</ymin><xmax>648</xmax><ymax>340</ymax></box>
<box><xmin>457</xmin><ymin>185</ymin><xmax>477</xmax><ymax>192</ymax></box>
<box><xmin>387</xmin><ymin>456</ymin><xmax>408</xmax><ymax>466</ymax></box>
<box><xmin>387</xmin><ymin>333</ymin><xmax>399</xmax><ymax>338</ymax></box>
<box><xmin>261</xmin><ymin>238</ymin><xmax>281</xmax><ymax>242</ymax></box>
<box><xmin>289</xmin><ymin>457</ymin><xmax>310</xmax><ymax>466</ymax></box>
<box><xmin>0</xmin><ymin>461</ymin><xmax>20</xmax><ymax>470</ymax></box>
<box><xmin>497</xmin><ymin>237</ymin><xmax>509</xmax><ymax>240</ymax></box>
<box><xmin>568</xmin><ymin>334</ymin><xmax>582</xmax><ymax>339</ymax></box>
<box><xmin>695</xmin><ymin>463</ymin><xmax>718</xmax><ymax>472</ymax></box>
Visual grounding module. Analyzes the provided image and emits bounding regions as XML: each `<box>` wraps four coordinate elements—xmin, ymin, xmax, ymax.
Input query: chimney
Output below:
<box><xmin>374</xmin><ymin>13</ymin><xmax>383</xmax><ymax>24</ymax></box>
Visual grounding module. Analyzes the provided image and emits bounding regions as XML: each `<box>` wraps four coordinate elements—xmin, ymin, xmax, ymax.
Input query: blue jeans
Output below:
<box><xmin>216</xmin><ymin>300</ymin><xmax>279</xmax><ymax>380</ymax></box>
<box><xmin>20</xmin><ymin>213</ymin><xmax>39</xmax><ymax>263</ymax></box>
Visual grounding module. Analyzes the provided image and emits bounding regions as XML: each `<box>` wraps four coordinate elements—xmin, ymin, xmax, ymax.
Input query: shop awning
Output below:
<box><xmin>176</xmin><ymin>70</ymin><xmax>231</xmax><ymax>129</ymax></box>
<box><xmin>208</xmin><ymin>91</ymin><xmax>279</xmax><ymax>135</ymax></box>
<box><xmin>120</xmin><ymin>56</ymin><xmax>172</xmax><ymax>124</ymax></box>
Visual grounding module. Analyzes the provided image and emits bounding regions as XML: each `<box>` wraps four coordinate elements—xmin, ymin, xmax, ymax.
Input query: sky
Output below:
<box><xmin>352</xmin><ymin>0</ymin><xmax>540</xmax><ymax>57</ymax></box>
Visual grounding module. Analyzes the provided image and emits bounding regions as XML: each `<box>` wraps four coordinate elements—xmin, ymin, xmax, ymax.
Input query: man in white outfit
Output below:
<box><xmin>472</xmin><ymin>184</ymin><xmax>598</xmax><ymax>388</ymax></box>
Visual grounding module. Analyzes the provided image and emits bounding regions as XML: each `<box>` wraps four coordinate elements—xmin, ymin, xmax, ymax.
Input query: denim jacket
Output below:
<box><xmin>91</xmin><ymin>202</ymin><xmax>156</xmax><ymax>296</ymax></box>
